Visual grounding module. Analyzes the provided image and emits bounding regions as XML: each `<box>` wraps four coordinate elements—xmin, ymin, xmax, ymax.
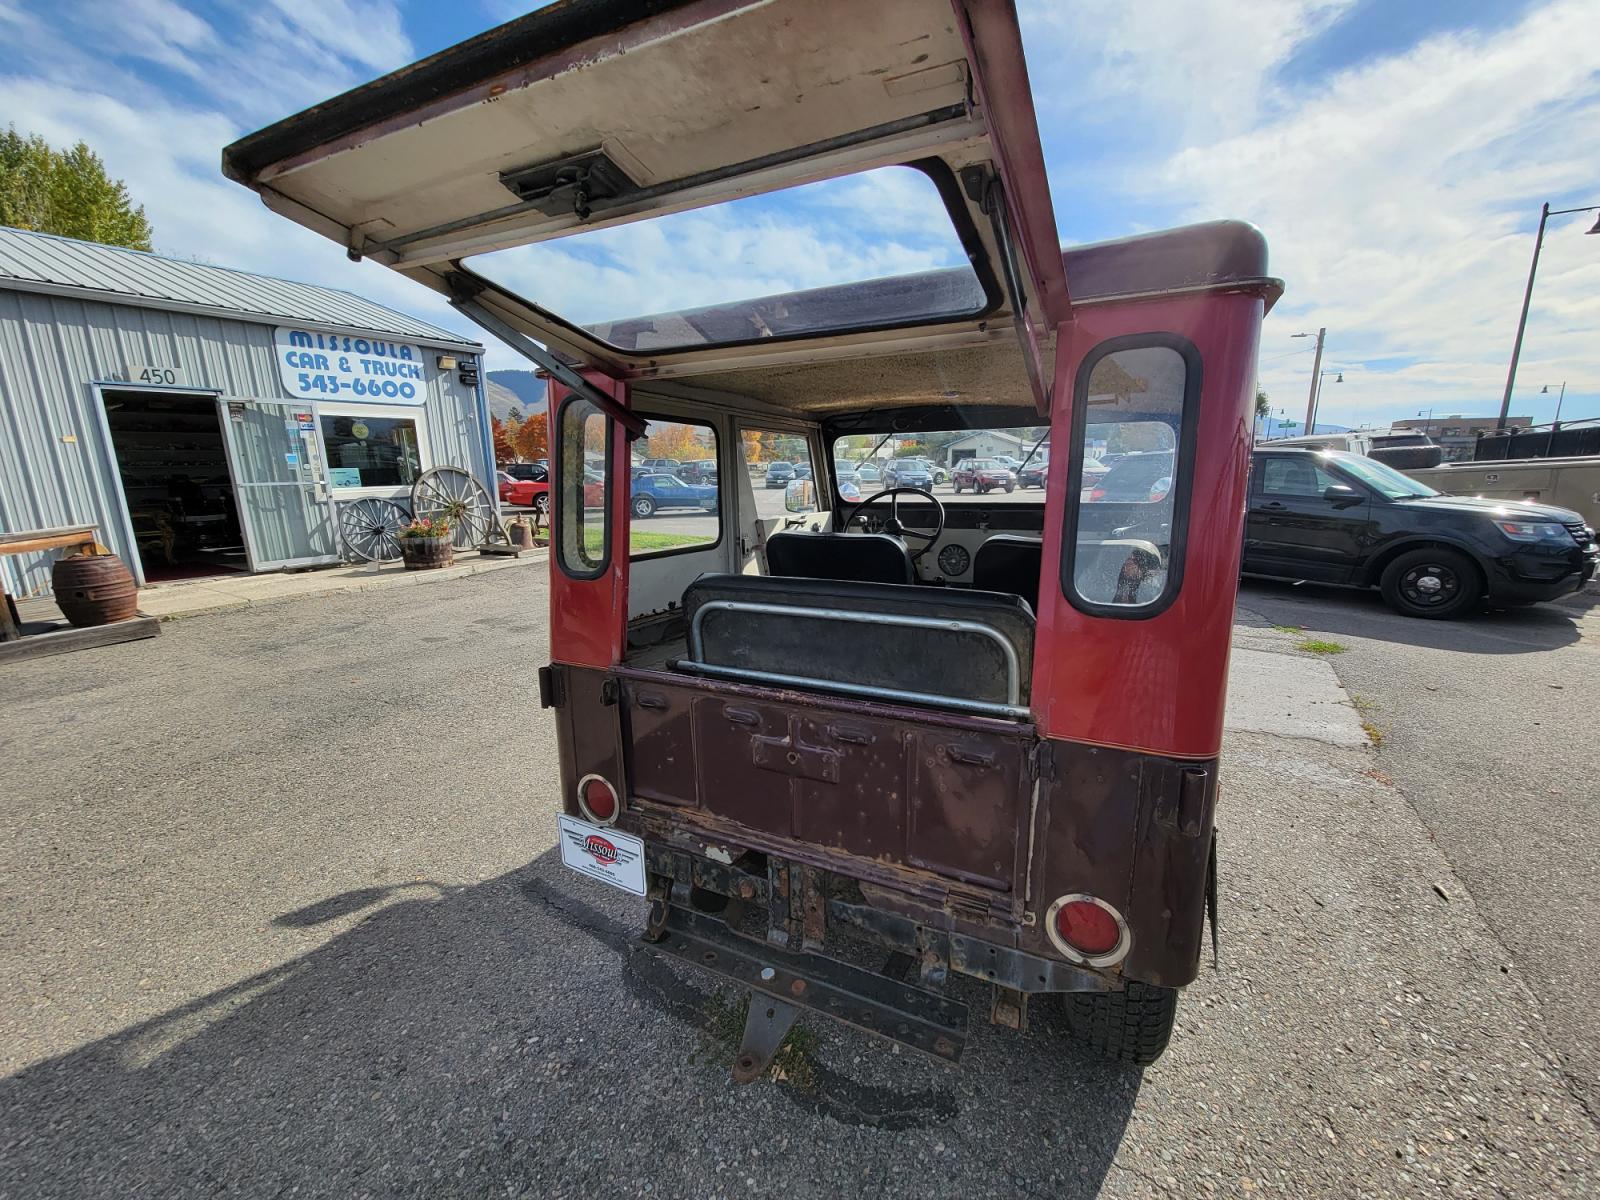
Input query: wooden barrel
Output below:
<box><xmin>52</xmin><ymin>554</ymin><xmax>139</xmax><ymax>626</ymax></box>
<box><xmin>400</xmin><ymin>534</ymin><xmax>454</xmax><ymax>571</ymax></box>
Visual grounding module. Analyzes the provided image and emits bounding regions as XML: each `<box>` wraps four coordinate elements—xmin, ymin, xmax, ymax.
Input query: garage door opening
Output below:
<box><xmin>102</xmin><ymin>391</ymin><xmax>249</xmax><ymax>583</ymax></box>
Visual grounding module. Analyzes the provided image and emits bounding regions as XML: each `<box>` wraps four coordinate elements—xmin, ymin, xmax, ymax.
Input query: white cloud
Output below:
<box><xmin>1025</xmin><ymin>0</ymin><xmax>1600</xmax><ymax>427</ymax></box>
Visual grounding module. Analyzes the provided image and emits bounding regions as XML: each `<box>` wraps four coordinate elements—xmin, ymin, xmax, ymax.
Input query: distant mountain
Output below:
<box><xmin>486</xmin><ymin>369</ymin><xmax>546</xmax><ymax>420</ymax></box>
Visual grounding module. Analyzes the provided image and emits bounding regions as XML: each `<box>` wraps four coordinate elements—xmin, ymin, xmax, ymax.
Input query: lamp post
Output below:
<box><xmin>1293</xmin><ymin>329</ymin><xmax>1326</xmax><ymax>433</ymax></box>
<box><xmin>1497</xmin><ymin>202</ymin><xmax>1600</xmax><ymax>429</ymax></box>
<box><xmin>1310</xmin><ymin>370</ymin><xmax>1342</xmax><ymax>432</ymax></box>
<box><xmin>1539</xmin><ymin>382</ymin><xmax>1567</xmax><ymax>425</ymax></box>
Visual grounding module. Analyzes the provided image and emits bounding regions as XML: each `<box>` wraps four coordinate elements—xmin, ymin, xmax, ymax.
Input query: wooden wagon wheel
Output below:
<box><xmin>411</xmin><ymin>466</ymin><xmax>499</xmax><ymax>550</ymax></box>
<box><xmin>337</xmin><ymin>498</ymin><xmax>409</xmax><ymax>563</ymax></box>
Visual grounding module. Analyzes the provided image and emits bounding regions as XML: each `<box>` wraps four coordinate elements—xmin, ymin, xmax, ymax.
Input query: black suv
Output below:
<box><xmin>505</xmin><ymin>461</ymin><xmax>547</xmax><ymax>482</ymax></box>
<box><xmin>1244</xmin><ymin>447</ymin><xmax>1597</xmax><ymax>618</ymax></box>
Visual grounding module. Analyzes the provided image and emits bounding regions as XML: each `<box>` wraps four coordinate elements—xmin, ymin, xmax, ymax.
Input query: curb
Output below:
<box><xmin>144</xmin><ymin>550</ymin><xmax>548</xmax><ymax>623</ymax></box>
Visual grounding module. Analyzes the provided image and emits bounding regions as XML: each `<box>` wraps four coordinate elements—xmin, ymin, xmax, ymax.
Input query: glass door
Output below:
<box><xmin>218</xmin><ymin>399</ymin><xmax>342</xmax><ymax>571</ymax></box>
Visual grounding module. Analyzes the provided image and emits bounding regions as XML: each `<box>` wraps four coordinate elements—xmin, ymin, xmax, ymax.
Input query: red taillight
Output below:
<box><xmin>1088</xmin><ymin>485</ymin><xmax>1107</xmax><ymax>501</ymax></box>
<box><xmin>578</xmin><ymin>775</ymin><xmax>618</xmax><ymax>824</ymax></box>
<box><xmin>1046</xmin><ymin>895</ymin><xmax>1127</xmax><ymax>963</ymax></box>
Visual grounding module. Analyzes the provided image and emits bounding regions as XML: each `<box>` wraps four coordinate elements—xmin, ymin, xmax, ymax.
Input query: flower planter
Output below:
<box><xmin>399</xmin><ymin>534</ymin><xmax>454</xmax><ymax>571</ymax></box>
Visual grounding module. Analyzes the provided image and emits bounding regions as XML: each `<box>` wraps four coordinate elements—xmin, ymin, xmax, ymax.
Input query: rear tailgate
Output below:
<box><xmin>620</xmin><ymin>671</ymin><xmax>1033</xmax><ymax>898</ymax></box>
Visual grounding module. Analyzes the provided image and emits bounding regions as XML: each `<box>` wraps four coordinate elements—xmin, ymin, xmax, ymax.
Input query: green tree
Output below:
<box><xmin>1255</xmin><ymin>385</ymin><xmax>1270</xmax><ymax>421</ymax></box>
<box><xmin>0</xmin><ymin>128</ymin><xmax>153</xmax><ymax>250</ymax></box>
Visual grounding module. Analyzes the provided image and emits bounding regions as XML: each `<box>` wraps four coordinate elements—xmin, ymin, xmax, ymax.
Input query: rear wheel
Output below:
<box><xmin>534</xmin><ymin>493</ymin><xmax>550</xmax><ymax>517</ymax></box>
<box><xmin>953</xmin><ymin>483</ymin><xmax>964</xmax><ymax>494</ymax></box>
<box><xmin>1379</xmin><ymin>547</ymin><xmax>1480</xmax><ymax>619</ymax></box>
<box><xmin>1062</xmin><ymin>982</ymin><xmax>1179</xmax><ymax>1066</ymax></box>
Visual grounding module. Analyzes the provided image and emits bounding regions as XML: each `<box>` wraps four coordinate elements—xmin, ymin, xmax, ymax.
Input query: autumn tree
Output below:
<box><xmin>0</xmin><ymin>128</ymin><xmax>153</xmax><ymax>250</ymax></box>
<box><xmin>491</xmin><ymin>416</ymin><xmax>515</xmax><ymax>465</ymax></box>
<box><xmin>513</xmin><ymin>410</ymin><xmax>549</xmax><ymax>461</ymax></box>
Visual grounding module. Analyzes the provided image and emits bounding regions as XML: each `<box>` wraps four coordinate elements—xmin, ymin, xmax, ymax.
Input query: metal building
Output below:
<box><xmin>0</xmin><ymin>227</ymin><xmax>491</xmax><ymax>598</ymax></box>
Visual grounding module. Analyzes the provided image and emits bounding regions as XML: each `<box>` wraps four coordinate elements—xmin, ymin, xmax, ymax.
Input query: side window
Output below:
<box><xmin>557</xmin><ymin>397</ymin><xmax>609</xmax><ymax>579</ymax></box>
<box><xmin>631</xmin><ymin>418</ymin><xmax>720</xmax><ymax>558</ymax></box>
<box><xmin>742</xmin><ymin>428</ymin><xmax>817</xmax><ymax>516</ymax></box>
<box><xmin>1260</xmin><ymin>457</ymin><xmax>1339</xmax><ymax>498</ymax></box>
<box><xmin>1064</xmin><ymin>339</ymin><xmax>1198</xmax><ymax>615</ymax></box>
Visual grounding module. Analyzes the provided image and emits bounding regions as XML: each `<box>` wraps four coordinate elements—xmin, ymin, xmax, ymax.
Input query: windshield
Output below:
<box><xmin>464</xmin><ymin>165</ymin><xmax>990</xmax><ymax>353</ymax></box>
<box><xmin>1331</xmin><ymin>453</ymin><xmax>1439</xmax><ymax>499</ymax></box>
<box><xmin>831</xmin><ymin>427</ymin><xmax>1047</xmax><ymax>503</ymax></box>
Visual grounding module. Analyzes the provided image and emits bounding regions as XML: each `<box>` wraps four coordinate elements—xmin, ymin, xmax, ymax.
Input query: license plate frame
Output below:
<box><xmin>557</xmin><ymin>814</ymin><xmax>647</xmax><ymax>896</ymax></box>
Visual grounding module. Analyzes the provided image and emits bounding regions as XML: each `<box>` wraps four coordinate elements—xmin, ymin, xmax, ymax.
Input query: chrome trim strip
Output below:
<box><xmin>674</xmin><ymin>660</ymin><xmax>1030</xmax><ymax>722</ymax></box>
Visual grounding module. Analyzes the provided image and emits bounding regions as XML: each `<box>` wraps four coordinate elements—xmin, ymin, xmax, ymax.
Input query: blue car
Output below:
<box><xmin>631</xmin><ymin>472</ymin><xmax>718</xmax><ymax>518</ymax></box>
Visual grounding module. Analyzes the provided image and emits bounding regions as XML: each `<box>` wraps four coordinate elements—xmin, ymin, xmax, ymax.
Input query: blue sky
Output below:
<box><xmin>1</xmin><ymin>0</ymin><xmax>1595</xmax><ymax>429</ymax></box>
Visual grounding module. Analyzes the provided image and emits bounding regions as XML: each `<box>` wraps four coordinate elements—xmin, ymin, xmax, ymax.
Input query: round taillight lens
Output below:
<box><xmin>579</xmin><ymin>775</ymin><xmax>618</xmax><ymax>823</ymax></box>
<box><xmin>1053</xmin><ymin>899</ymin><xmax>1121</xmax><ymax>956</ymax></box>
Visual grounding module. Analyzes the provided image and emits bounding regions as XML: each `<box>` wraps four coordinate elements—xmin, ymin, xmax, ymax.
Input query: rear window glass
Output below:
<box><xmin>1064</xmin><ymin>341</ymin><xmax>1196</xmax><ymax>615</ymax></box>
<box><xmin>556</xmin><ymin>396</ymin><xmax>609</xmax><ymax>578</ymax></box>
<box><xmin>463</xmin><ymin>165</ymin><xmax>990</xmax><ymax>353</ymax></box>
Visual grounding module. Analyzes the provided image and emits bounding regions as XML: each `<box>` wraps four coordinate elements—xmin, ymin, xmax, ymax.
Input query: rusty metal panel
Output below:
<box><xmin>906</xmin><ymin>730</ymin><xmax>1026</xmax><ymax>890</ymax></box>
<box><xmin>692</xmin><ymin>695</ymin><xmax>796</xmax><ymax>836</ymax></box>
<box><xmin>621</xmin><ymin>680</ymin><xmax>698</xmax><ymax>806</ymax></box>
<box><xmin>791</xmin><ymin>713</ymin><xmax>907</xmax><ymax>861</ymax></box>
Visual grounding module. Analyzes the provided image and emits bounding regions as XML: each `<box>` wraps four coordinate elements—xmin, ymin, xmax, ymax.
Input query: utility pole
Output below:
<box><xmin>1498</xmin><ymin>201</ymin><xmax>1600</xmax><ymax>429</ymax></box>
<box><xmin>1304</xmin><ymin>327</ymin><xmax>1325</xmax><ymax>434</ymax></box>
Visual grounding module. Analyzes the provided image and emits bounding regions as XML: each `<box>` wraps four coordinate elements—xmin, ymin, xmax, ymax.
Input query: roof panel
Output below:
<box><xmin>0</xmin><ymin>226</ymin><xmax>481</xmax><ymax>348</ymax></box>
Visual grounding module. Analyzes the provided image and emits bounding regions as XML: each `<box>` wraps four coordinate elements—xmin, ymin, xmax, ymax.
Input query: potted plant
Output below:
<box><xmin>397</xmin><ymin>517</ymin><xmax>454</xmax><ymax>570</ymax></box>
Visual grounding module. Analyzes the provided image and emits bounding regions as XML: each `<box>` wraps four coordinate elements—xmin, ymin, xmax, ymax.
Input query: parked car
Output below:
<box><xmin>496</xmin><ymin>469</ymin><xmax>518</xmax><ymax>502</ymax></box>
<box><xmin>951</xmin><ymin>458</ymin><xmax>1016</xmax><ymax>494</ymax></box>
<box><xmin>882</xmin><ymin>457</ymin><xmax>935</xmax><ymax>489</ymax></box>
<box><xmin>854</xmin><ymin>461</ymin><xmax>881</xmax><ymax>484</ymax></box>
<box><xmin>764</xmin><ymin>461</ymin><xmax>796</xmax><ymax>488</ymax></box>
<box><xmin>636</xmin><ymin>457</ymin><xmax>683</xmax><ymax>476</ymax></box>
<box><xmin>991</xmin><ymin>454</ymin><xmax>1022</xmax><ymax>470</ymax></box>
<box><xmin>679</xmin><ymin>458</ymin><xmax>719</xmax><ymax>485</ymax></box>
<box><xmin>505</xmin><ymin>461</ymin><xmax>547</xmax><ymax>483</ymax></box>
<box><xmin>1243</xmin><ymin>447</ymin><xmax>1598</xmax><ymax>618</ymax></box>
<box><xmin>506</xmin><ymin>476</ymin><xmax>551</xmax><ymax>515</ymax></box>
<box><xmin>1087</xmin><ymin>451</ymin><xmax>1173</xmax><ymax>503</ymax></box>
<box><xmin>582</xmin><ymin>470</ymin><xmax>605</xmax><ymax>509</ymax></box>
<box><xmin>631</xmin><ymin>473</ymin><xmax>719</xmax><ymax>517</ymax></box>
<box><xmin>794</xmin><ymin>463</ymin><xmax>813</xmax><ymax>481</ymax></box>
<box><xmin>1019</xmin><ymin>459</ymin><xmax>1048</xmax><ymax>488</ymax></box>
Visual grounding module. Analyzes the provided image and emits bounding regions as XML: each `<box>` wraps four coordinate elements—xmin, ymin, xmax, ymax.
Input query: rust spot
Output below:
<box><xmin>738</xmin><ymin>880</ymin><xmax>756</xmax><ymax>900</ymax></box>
<box><xmin>789</xmin><ymin>978</ymin><xmax>807</xmax><ymax>996</ymax></box>
<box><xmin>912</xmin><ymin>53</ymin><xmax>929</xmax><ymax>64</ymax></box>
<box><xmin>933</xmin><ymin>1036</ymin><xmax>957</xmax><ymax>1058</ymax></box>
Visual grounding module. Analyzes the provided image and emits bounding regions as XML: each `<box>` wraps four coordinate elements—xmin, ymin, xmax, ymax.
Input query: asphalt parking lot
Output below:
<box><xmin>2</xmin><ymin>568</ymin><xmax>1597</xmax><ymax>1197</ymax></box>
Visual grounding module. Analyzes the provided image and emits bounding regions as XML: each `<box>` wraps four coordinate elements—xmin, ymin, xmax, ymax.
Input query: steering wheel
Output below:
<box><xmin>842</xmin><ymin>487</ymin><xmax>946</xmax><ymax>562</ymax></box>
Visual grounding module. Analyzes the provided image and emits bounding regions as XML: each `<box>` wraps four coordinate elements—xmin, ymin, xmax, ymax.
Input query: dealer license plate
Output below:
<box><xmin>557</xmin><ymin>815</ymin><xmax>646</xmax><ymax>896</ymax></box>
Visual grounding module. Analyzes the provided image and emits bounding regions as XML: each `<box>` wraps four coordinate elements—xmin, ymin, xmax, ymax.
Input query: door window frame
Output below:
<box><xmin>630</xmin><ymin>411</ymin><xmax>725</xmax><ymax>561</ymax></box>
<box><xmin>1058</xmin><ymin>333</ymin><xmax>1203</xmax><ymax>620</ymax></box>
<box><xmin>554</xmin><ymin>393</ymin><xmax>613</xmax><ymax>580</ymax></box>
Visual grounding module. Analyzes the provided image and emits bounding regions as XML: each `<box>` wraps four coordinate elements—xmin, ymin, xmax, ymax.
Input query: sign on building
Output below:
<box><xmin>273</xmin><ymin>327</ymin><xmax>427</xmax><ymax>403</ymax></box>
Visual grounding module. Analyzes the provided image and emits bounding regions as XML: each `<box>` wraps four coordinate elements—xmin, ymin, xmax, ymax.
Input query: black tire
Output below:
<box><xmin>953</xmin><ymin>484</ymin><xmax>963</xmax><ymax>494</ymax></box>
<box><xmin>1062</xmin><ymin>981</ymin><xmax>1179</xmax><ymax>1066</ymax></box>
<box><xmin>1004</xmin><ymin>483</ymin><xmax>1015</xmax><ymax>493</ymax></box>
<box><xmin>632</xmin><ymin>495</ymin><xmax>656</xmax><ymax>518</ymax></box>
<box><xmin>1378</xmin><ymin>546</ymin><xmax>1481</xmax><ymax>619</ymax></box>
<box><xmin>534</xmin><ymin>493</ymin><xmax>550</xmax><ymax>516</ymax></box>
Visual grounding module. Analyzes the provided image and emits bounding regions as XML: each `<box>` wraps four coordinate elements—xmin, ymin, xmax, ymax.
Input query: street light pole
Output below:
<box><xmin>1498</xmin><ymin>202</ymin><xmax>1600</xmax><ymax>430</ymax></box>
<box><xmin>1303</xmin><ymin>327</ymin><xmax>1325</xmax><ymax>433</ymax></box>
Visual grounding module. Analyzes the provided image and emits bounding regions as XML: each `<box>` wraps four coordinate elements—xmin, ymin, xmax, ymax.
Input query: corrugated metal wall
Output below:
<box><xmin>0</xmin><ymin>288</ymin><xmax>490</xmax><ymax>598</ymax></box>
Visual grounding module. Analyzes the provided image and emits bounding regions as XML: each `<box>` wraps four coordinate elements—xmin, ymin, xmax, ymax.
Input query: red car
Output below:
<box><xmin>951</xmin><ymin>458</ymin><xmax>1016</xmax><ymax>494</ymax></box>
<box><xmin>506</xmin><ymin>476</ymin><xmax>551</xmax><ymax>516</ymax></box>
<box><xmin>496</xmin><ymin>470</ymin><xmax>518</xmax><ymax>502</ymax></box>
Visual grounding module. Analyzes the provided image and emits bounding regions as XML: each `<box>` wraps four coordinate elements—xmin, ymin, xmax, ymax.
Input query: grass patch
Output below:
<box><xmin>1272</xmin><ymin>624</ymin><xmax>1303</xmax><ymax>635</ymax></box>
<box><xmin>701</xmin><ymin>992</ymin><xmax>819</xmax><ymax>1088</ymax></box>
<box><xmin>1361</xmin><ymin>719</ymin><xmax>1385</xmax><ymax>747</ymax></box>
<box><xmin>629</xmin><ymin>531</ymin><xmax>711</xmax><ymax>553</ymax></box>
<box><xmin>1295</xmin><ymin>638</ymin><xmax>1347</xmax><ymax>655</ymax></box>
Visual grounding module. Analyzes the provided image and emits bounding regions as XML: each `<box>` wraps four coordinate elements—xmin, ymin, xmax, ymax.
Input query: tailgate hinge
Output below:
<box><xmin>537</xmin><ymin>664</ymin><xmax>565</xmax><ymax>709</ymax></box>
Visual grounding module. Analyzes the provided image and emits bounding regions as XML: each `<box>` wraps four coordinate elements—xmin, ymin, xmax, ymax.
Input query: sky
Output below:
<box><xmin>1</xmin><ymin>0</ymin><xmax>1595</xmax><ymax>431</ymax></box>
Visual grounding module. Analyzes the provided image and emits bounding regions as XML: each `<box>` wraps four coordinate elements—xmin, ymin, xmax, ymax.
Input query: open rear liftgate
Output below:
<box><xmin>637</xmin><ymin>843</ymin><xmax>1113</xmax><ymax>1081</ymax></box>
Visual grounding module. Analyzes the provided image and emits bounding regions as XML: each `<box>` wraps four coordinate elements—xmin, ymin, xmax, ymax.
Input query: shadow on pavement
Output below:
<box><xmin>1</xmin><ymin>850</ymin><xmax>1141</xmax><ymax>1198</ymax></box>
<box><xmin>1239</xmin><ymin>578</ymin><xmax>1593</xmax><ymax>654</ymax></box>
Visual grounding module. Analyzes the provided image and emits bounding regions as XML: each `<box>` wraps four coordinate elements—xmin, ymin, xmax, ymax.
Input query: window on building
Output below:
<box><xmin>320</xmin><ymin>412</ymin><xmax>424</xmax><ymax>488</ymax></box>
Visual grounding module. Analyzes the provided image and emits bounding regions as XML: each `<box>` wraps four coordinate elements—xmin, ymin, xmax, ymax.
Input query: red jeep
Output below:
<box><xmin>226</xmin><ymin>0</ymin><xmax>1279</xmax><ymax>1076</ymax></box>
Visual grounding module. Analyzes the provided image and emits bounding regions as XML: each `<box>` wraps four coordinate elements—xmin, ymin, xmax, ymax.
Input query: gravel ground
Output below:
<box><xmin>1</xmin><ymin>568</ymin><xmax>1595</xmax><ymax>1197</ymax></box>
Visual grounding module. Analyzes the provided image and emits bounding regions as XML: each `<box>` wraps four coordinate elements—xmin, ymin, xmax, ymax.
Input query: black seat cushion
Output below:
<box><xmin>683</xmin><ymin>573</ymin><xmax>1033</xmax><ymax>705</ymax></box>
<box><xmin>765</xmin><ymin>531</ymin><xmax>913</xmax><ymax>586</ymax></box>
<box><xmin>972</xmin><ymin>535</ymin><xmax>1043</xmax><ymax>611</ymax></box>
